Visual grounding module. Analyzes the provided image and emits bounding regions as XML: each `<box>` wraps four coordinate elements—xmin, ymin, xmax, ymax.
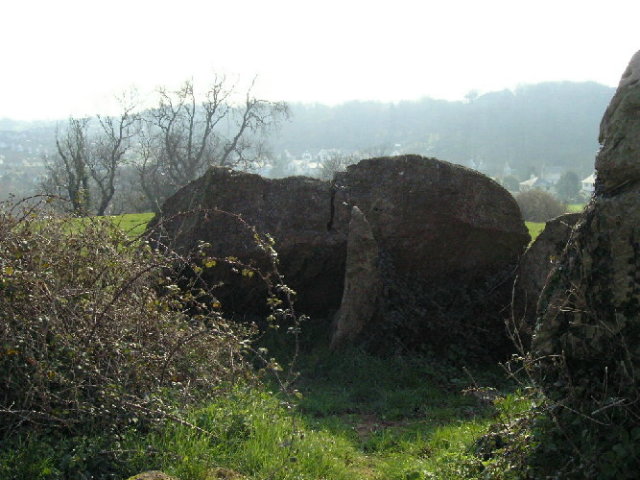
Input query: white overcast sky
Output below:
<box><xmin>1</xmin><ymin>0</ymin><xmax>638</xmax><ymax>120</ymax></box>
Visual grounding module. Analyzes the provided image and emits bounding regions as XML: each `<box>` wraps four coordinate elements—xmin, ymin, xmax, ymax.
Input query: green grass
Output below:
<box><xmin>566</xmin><ymin>203</ymin><xmax>585</xmax><ymax>213</ymax></box>
<box><xmin>286</xmin><ymin>347</ymin><xmax>508</xmax><ymax>479</ymax></box>
<box><xmin>55</xmin><ymin>212</ymin><xmax>154</xmax><ymax>239</ymax></box>
<box><xmin>526</xmin><ymin>221</ymin><xmax>545</xmax><ymax>243</ymax></box>
<box><xmin>108</xmin><ymin>212</ymin><xmax>155</xmax><ymax>237</ymax></box>
<box><xmin>525</xmin><ymin>203</ymin><xmax>586</xmax><ymax>245</ymax></box>
<box><xmin>119</xmin><ymin>387</ymin><xmax>364</xmax><ymax>480</ymax></box>
<box><xmin>1</xmin><ymin>348</ymin><xmax>518</xmax><ymax>480</ymax></box>
<box><xmin>0</xmin><ymin>212</ymin><xmax>532</xmax><ymax>479</ymax></box>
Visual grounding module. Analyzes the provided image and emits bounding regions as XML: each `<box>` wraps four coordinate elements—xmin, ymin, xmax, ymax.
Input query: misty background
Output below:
<box><xmin>2</xmin><ymin>0</ymin><xmax>638</xmax><ymax>212</ymax></box>
<box><xmin>0</xmin><ymin>80</ymin><xmax>614</xmax><ymax>205</ymax></box>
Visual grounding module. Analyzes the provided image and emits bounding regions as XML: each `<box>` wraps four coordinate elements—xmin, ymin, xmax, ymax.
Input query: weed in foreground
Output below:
<box><xmin>1</xmin><ymin>204</ymin><xmax>537</xmax><ymax>480</ymax></box>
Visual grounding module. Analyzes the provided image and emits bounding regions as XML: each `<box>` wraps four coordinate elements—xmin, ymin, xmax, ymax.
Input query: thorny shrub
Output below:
<box><xmin>0</xmin><ymin>198</ymin><xmax>255</xmax><ymax>437</ymax></box>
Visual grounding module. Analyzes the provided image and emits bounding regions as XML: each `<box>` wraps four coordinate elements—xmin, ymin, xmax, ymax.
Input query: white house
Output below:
<box><xmin>519</xmin><ymin>175</ymin><xmax>553</xmax><ymax>192</ymax></box>
<box><xmin>581</xmin><ymin>173</ymin><xmax>596</xmax><ymax>193</ymax></box>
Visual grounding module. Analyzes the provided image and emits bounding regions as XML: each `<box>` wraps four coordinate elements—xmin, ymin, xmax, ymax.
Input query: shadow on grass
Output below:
<box><xmin>275</xmin><ymin>343</ymin><xmax>513</xmax><ymax>461</ymax></box>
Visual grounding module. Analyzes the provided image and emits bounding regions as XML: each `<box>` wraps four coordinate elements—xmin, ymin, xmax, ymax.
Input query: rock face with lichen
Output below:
<box><xmin>150</xmin><ymin>168</ymin><xmax>346</xmax><ymax>315</ymax></box>
<box><xmin>153</xmin><ymin>155</ymin><xmax>529</xmax><ymax>355</ymax></box>
<box><xmin>513</xmin><ymin>213</ymin><xmax>582</xmax><ymax>344</ymax></box>
<box><xmin>533</xmin><ymin>51</ymin><xmax>640</xmax><ymax>444</ymax></box>
<box><xmin>331</xmin><ymin>156</ymin><xmax>529</xmax><ymax>355</ymax></box>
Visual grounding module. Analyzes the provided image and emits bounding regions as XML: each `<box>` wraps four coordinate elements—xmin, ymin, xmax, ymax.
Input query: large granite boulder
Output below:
<box><xmin>153</xmin><ymin>155</ymin><xmax>529</xmax><ymax>355</ymax></box>
<box><xmin>334</xmin><ymin>157</ymin><xmax>528</xmax><ymax>287</ymax></box>
<box><xmin>151</xmin><ymin>167</ymin><xmax>346</xmax><ymax>315</ymax></box>
<box><xmin>595</xmin><ymin>50</ymin><xmax>640</xmax><ymax>194</ymax></box>
<box><xmin>532</xmin><ymin>51</ymin><xmax>640</xmax><ymax>471</ymax></box>
<box><xmin>332</xmin><ymin>156</ymin><xmax>529</xmax><ymax>354</ymax></box>
<box><xmin>534</xmin><ymin>51</ymin><xmax>640</xmax><ymax>362</ymax></box>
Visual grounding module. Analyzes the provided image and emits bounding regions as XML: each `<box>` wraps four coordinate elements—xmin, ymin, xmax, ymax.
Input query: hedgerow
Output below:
<box><xmin>0</xmin><ymin>198</ymin><xmax>253</xmax><ymax>437</ymax></box>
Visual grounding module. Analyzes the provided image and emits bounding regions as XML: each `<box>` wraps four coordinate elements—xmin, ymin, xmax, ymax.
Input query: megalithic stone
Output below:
<box><xmin>331</xmin><ymin>206</ymin><xmax>383</xmax><ymax>349</ymax></box>
<box><xmin>533</xmin><ymin>51</ymin><xmax>640</xmax><ymax>408</ymax></box>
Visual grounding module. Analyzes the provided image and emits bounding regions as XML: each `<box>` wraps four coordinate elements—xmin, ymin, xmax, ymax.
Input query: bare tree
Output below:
<box><xmin>45</xmin><ymin>117</ymin><xmax>92</xmax><ymax>215</ymax></box>
<box><xmin>42</xmin><ymin>97</ymin><xmax>139</xmax><ymax>216</ymax></box>
<box><xmin>318</xmin><ymin>151</ymin><xmax>360</xmax><ymax>180</ymax></box>
<box><xmin>88</xmin><ymin>99</ymin><xmax>139</xmax><ymax>215</ymax></box>
<box><xmin>139</xmin><ymin>77</ymin><xmax>288</xmax><ymax>211</ymax></box>
<box><xmin>136</xmin><ymin>122</ymin><xmax>176</xmax><ymax>213</ymax></box>
<box><xmin>41</xmin><ymin>78</ymin><xmax>286</xmax><ymax>215</ymax></box>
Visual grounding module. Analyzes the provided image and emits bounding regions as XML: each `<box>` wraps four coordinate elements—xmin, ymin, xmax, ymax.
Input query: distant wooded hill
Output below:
<box><xmin>1</xmin><ymin>81</ymin><xmax>614</xmax><ymax>185</ymax></box>
<box><xmin>271</xmin><ymin>81</ymin><xmax>615</xmax><ymax>179</ymax></box>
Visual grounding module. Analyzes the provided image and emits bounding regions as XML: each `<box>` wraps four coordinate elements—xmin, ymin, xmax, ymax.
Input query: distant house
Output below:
<box><xmin>519</xmin><ymin>175</ymin><xmax>553</xmax><ymax>192</ymax></box>
<box><xmin>519</xmin><ymin>175</ymin><xmax>536</xmax><ymax>192</ymax></box>
<box><xmin>581</xmin><ymin>173</ymin><xmax>596</xmax><ymax>193</ymax></box>
<box><xmin>541</xmin><ymin>165</ymin><xmax>564</xmax><ymax>184</ymax></box>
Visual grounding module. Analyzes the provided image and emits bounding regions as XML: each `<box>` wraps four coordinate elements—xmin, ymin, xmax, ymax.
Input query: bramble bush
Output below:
<box><xmin>0</xmin><ymin>198</ymin><xmax>253</xmax><ymax>437</ymax></box>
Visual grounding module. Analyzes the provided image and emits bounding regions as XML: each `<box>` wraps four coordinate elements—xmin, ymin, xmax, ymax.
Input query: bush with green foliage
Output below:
<box><xmin>0</xmin><ymin>199</ymin><xmax>252</xmax><ymax>437</ymax></box>
<box><xmin>555</xmin><ymin>170</ymin><xmax>582</xmax><ymax>202</ymax></box>
<box><xmin>515</xmin><ymin>189</ymin><xmax>566</xmax><ymax>222</ymax></box>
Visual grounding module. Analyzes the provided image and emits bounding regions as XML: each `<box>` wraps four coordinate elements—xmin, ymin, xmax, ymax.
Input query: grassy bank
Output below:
<box><xmin>1</xmin><ymin>348</ymin><xmax>527</xmax><ymax>480</ymax></box>
<box><xmin>0</xmin><ymin>212</ymin><xmax>540</xmax><ymax>479</ymax></box>
<box><xmin>566</xmin><ymin>203</ymin><xmax>585</xmax><ymax>213</ymax></box>
<box><xmin>525</xmin><ymin>202</ymin><xmax>586</xmax><ymax>245</ymax></box>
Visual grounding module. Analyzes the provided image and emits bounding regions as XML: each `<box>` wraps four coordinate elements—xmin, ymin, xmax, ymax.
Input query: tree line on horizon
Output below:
<box><xmin>0</xmin><ymin>80</ymin><xmax>614</xmax><ymax>214</ymax></box>
<box><xmin>273</xmin><ymin>81</ymin><xmax>614</xmax><ymax>179</ymax></box>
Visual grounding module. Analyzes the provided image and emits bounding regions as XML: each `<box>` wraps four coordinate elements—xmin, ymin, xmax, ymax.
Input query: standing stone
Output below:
<box><xmin>513</xmin><ymin>212</ymin><xmax>582</xmax><ymax>344</ymax></box>
<box><xmin>533</xmin><ymin>51</ymin><xmax>640</xmax><ymax>423</ymax></box>
<box><xmin>333</xmin><ymin>156</ymin><xmax>529</xmax><ymax>356</ymax></box>
<box><xmin>331</xmin><ymin>207</ymin><xmax>383</xmax><ymax>349</ymax></box>
<box><xmin>596</xmin><ymin>50</ymin><xmax>640</xmax><ymax>195</ymax></box>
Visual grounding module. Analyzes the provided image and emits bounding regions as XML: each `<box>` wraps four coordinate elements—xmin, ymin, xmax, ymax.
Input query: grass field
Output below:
<box><xmin>526</xmin><ymin>221</ymin><xmax>545</xmax><ymax>243</ymax></box>
<box><xmin>108</xmin><ymin>212</ymin><xmax>155</xmax><ymax>237</ymax></box>
<box><xmin>2</xmin><ymin>347</ymin><xmax>524</xmax><ymax>479</ymax></box>
<box><xmin>566</xmin><ymin>203</ymin><xmax>585</xmax><ymax>213</ymax></box>
<box><xmin>525</xmin><ymin>203</ymin><xmax>586</xmax><ymax>245</ymax></box>
<box><xmin>0</xmin><ymin>212</ymin><xmax>543</xmax><ymax>479</ymax></box>
<box><xmin>123</xmin><ymin>349</ymin><xmax>514</xmax><ymax>480</ymax></box>
<box><xmin>102</xmin><ymin>212</ymin><xmax>548</xmax><ymax>246</ymax></box>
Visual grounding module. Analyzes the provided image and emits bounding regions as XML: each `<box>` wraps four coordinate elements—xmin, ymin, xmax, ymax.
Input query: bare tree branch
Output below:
<box><xmin>138</xmin><ymin>77</ymin><xmax>288</xmax><ymax>211</ymax></box>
